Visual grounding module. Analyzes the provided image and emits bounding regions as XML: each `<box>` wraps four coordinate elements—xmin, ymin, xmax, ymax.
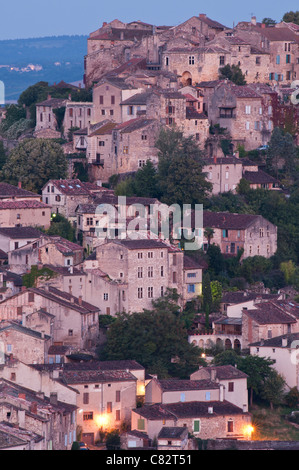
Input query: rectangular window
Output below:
<box><xmin>161</xmin><ymin>266</ymin><xmax>164</xmax><ymax>277</ymax></box>
<box><xmin>116</xmin><ymin>390</ymin><xmax>121</xmax><ymax>402</ymax></box>
<box><xmin>189</xmin><ymin>56</ymin><xmax>195</xmax><ymax>65</ymax></box>
<box><xmin>104</xmin><ymin>293</ymin><xmax>108</xmax><ymax>301</ymax></box>
<box><xmin>83</xmin><ymin>393</ymin><xmax>89</xmax><ymax>404</ymax></box>
<box><xmin>286</xmin><ymin>54</ymin><xmax>291</xmax><ymax>64</ymax></box>
<box><xmin>148</xmin><ymin>287</ymin><xmax>153</xmax><ymax>298</ymax></box>
<box><xmin>138</xmin><ymin>287</ymin><xmax>143</xmax><ymax>299</ymax></box>
<box><xmin>138</xmin><ymin>267</ymin><xmax>143</xmax><ymax>278</ymax></box>
<box><xmin>148</xmin><ymin>266</ymin><xmax>153</xmax><ymax>278</ymax></box>
<box><xmin>228</xmin><ymin>382</ymin><xmax>234</xmax><ymax>392</ymax></box>
<box><xmin>193</xmin><ymin>420</ymin><xmax>200</xmax><ymax>433</ymax></box>
<box><xmin>276</xmin><ymin>55</ymin><xmax>280</xmax><ymax>64</ymax></box>
<box><xmin>227</xmin><ymin>421</ymin><xmax>234</xmax><ymax>432</ymax></box>
<box><xmin>28</xmin><ymin>293</ymin><xmax>35</xmax><ymax>302</ymax></box>
<box><xmin>173</xmin><ymin>272</ymin><xmax>177</xmax><ymax>283</ymax></box>
<box><xmin>83</xmin><ymin>412</ymin><xmax>93</xmax><ymax>421</ymax></box>
<box><xmin>111</xmin><ymin>95</ymin><xmax>115</xmax><ymax>105</ymax></box>
<box><xmin>245</xmin><ymin>105</ymin><xmax>251</xmax><ymax>114</ymax></box>
<box><xmin>188</xmin><ymin>284</ymin><xmax>195</xmax><ymax>293</ymax></box>
<box><xmin>107</xmin><ymin>402</ymin><xmax>112</xmax><ymax>413</ymax></box>
<box><xmin>116</xmin><ymin>410</ymin><xmax>121</xmax><ymax>421</ymax></box>
<box><xmin>100</xmin><ymin>95</ymin><xmax>104</xmax><ymax>104</ymax></box>
<box><xmin>205</xmin><ymin>392</ymin><xmax>211</xmax><ymax>401</ymax></box>
<box><xmin>222</xmin><ymin>229</ymin><xmax>228</xmax><ymax>238</ymax></box>
<box><xmin>219</xmin><ymin>56</ymin><xmax>225</xmax><ymax>65</ymax></box>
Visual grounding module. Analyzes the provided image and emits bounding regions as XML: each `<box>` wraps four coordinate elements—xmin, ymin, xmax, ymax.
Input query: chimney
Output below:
<box><xmin>210</xmin><ymin>368</ymin><xmax>217</xmax><ymax>381</ymax></box>
<box><xmin>47</xmin><ymin>94</ymin><xmax>51</xmax><ymax>100</ymax></box>
<box><xmin>199</xmin><ymin>14</ymin><xmax>207</xmax><ymax>19</ymax></box>
<box><xmin>261</xmin><ymin>23</ymin><xmax>266</xmax><ymax>29</ymax></box>
<box><xmin>214</xmin><ymin>155</ymin><xmax>217</xmax><ymax>164</ymax></box>
<box><xmin>102</xmin><ymin>22</ymin><xmax>107</xmax><ymax>27</ymax></box>
<box><xmin>282</xmin><ymin>337</ymin><xmax>288</xmax><ymax>347</ymax></box>
<box><xmin>208</xmin><ymin>406</ymin><xmax>213</xmax><ymax>414</ymax></box>
<box><xmin>18</xmin><ymin>393</ymin><xmax>26</xmax><ymax>400</ymax></box>
<box><xmin>18</xmin><ymin>181</ymin><xmax>22</xmax><ymax>189</ymax></box>
<box><xmin>17</xmin><ymin>409</ymin><xmax>26</xmax><ymax>428</ymax></box>
<box><xmin>251</xmin><ymin>16</ymin><xmax>257</xmax><ymax>26</ymax></box>
<box><xmin>50</xmin><ymin>392</ymin><xmax>58</xmax><ymax>406</ymax></box>
<box><xmin>220</xmin><ymin>384</ymin><xmax>224</xmax><ymax>402</ymax></box>
<box><xmin>78</xmin><ymin>295</ymin><xmax>83</xmax><ymax>306</ymax></box>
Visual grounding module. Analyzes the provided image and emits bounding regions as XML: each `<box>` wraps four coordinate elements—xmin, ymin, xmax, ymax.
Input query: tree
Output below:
<box><xmin>219</xmin><ymin>64</ymin><xmax>247</xmax><ymax>85</ymax></box>
<box><xmin>266</xmin><ymin>127</ymin><xmax>297</xmax><ymax>182</ymax></box>
<box><xmin>212</xmin><ymin>349</ymin><xmax>241</xmax><ymax>367</ymax></box>
<box><xmin>282</xmin><ymin>11</ymin><xmax>299</xmax><ymax>25</ymax></box>
<box><xmin>2</xmin><ymin>138</ymin><xmax>67</xmax><ymax>193</ymax></box>
<box><xmin>262</xmin><ymin>18</ymin><xmax>277</xmax><ymax>26</ymax></box>
<box><xmin>204</xmin><ymin>227</ymin><xmax>214</xmax><ymax>247</ymax></box>
<box><xmin>210</xmin><ymin>280</ymin><xmax>222</xmax><ymax>312</ymax></box>
<box><xmin>0</xmin><ymin>141</ymin><xmax>7</xmax><ymax>171</ymax></box>
<box><xmin>202</xmin><ymin>272</ymin><xmax>212</xmax><ymax>329</ymax></box>
<box><xmin>100</xmin><ymin>290</ymin><xmax>205</xmax><ymax>378</ymax></box>
<box><xmin>285</xmin><ymin>387</ymin><xmax>299</xmax><ymax>408</ymax></box>
<box><xmin>261</xmin><ymin>370</ymin><xmax>286</xmax><ymax>409</ymax></box>
<box><xmin>155</xmin><ymin>127</ymin><xmax>212</xmax><ymax>207</ymax></box>
<box><xmin>47</xmin><ymin>213</ymin><xmax>76</xmax><ymax>242</ymax></box>
<box><xmin>105</xmin><ymin>430</ymin><xmax>121</xmax><ymax>450</ymax></box>
<box><xmin>132</xmin><ymin>160</ymin><xmax>160</xmax><ymax>198</ymax></box>
<box><xmin>238</xmin><ymin>355</ymin><xmax>275</xmax><ymax>406</ymax></box>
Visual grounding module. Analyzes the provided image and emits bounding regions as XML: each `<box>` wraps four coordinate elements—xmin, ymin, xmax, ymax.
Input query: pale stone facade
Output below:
<box><xmin>203</xmin><ymin>156</ymin><xmax>243</xmax><ymax>194</ymax></box>
<box><xmin>0</xmin><ymin>200</ymin><xmax>51</xmax><ymax>230</ymax></box>
<box><xmin>63</xmin><ymin>102</ymin><xmax>93</xmax><ymax>137</ymax></box>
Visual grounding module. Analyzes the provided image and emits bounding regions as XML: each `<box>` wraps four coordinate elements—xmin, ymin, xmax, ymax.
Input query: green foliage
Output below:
<box><xmin>266</xmin><ymin>127</ymin><xmax>297</xmax><ymax>183</ymax></box>
<box><xmin>210</xmin><ymin>280</ymin><xmax>222</xmax><ymax>311</ymax></box>
<box><xmin>47</xmin><ymin>213</ymin><xmax>76</xmax><ymax>242</ymax></box>
<box><xmin>2</xmin><ymin>138</ymin><xmax>67</xmax><ymax>193</ymax></box>
<box><xmin>105</xmin><ymin>430</ymin><xmax>121</xmax><ymax>450</ymax></box>
<box><xmin>262</xmin><ymin>18</ymin><xmax>277</xmax><ymax>25</ymax></box>
<box><xmin>5</xmin><ymin>118</ymin><xmax>32</xmax><ymax>140</ymax></box>
<box><xmin>285</xmin><ymin>387</ymin><xmax>299</xmax><ymax>408</ymax></box>
<box><xmin>71</xmin><ymin>441</ymin><xmax>81</xmax><ymax>450</ymax></box>
<box><xmin>155</xmin><ymin>127</ymin><xmax>212</xmax><ymax>207</ymax></box>
<box><xmin>23</xmin><ymin>265</ymin><xmax>57</xmax><ymax>288</ymax></box>
<box><xmin>260</xmin><ymin>370</ymin><xmax>286</xmax><ymax>409</ymax></box>
<box><xmin>0</xmin><ymin>104</ymin><xmax>26</xmax><ymax>135</ymax></box>
<box><xmin>53</xmin><ymin>107</ymin><xmax>66</xmax><ymax>132</ymax></box>
<box><xmin>0</xmin><ymin>141</ymin><xmax>7</xmax><ymax>171</ymax></box>
<box><xmin>219</xmin><ymin>64</ymin><xmax>247</xmax><ymax>85</ymax></box>
<box><xmin>212</xmin><ymin>349</ymin><xmax>241</xmax><ymax>367</ymax></box>
<box><xmin>98</xmin><ymin>315</ymin><xmax>117</xmax><ymax>329</ymax></box>
<box><xmin>100</xmin><ymin>289</ymin><xmax>205</xmax><ymax>378</ymax></box>
<box><xmin>238</xmin><ymin>355</ymin><xmax>275</xmax><ymax>406</ymax></box>
<box><xmin>282</xmin><ymin>11</ymin><xmax>299</xmax><ymax>24</ymax></box>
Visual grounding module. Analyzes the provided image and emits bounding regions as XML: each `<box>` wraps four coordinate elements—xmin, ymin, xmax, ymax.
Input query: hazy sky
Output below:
<box><xmin>1</xmin><ymin>0</ymin><xmax>299</xmax><ymax>40</ymax></box>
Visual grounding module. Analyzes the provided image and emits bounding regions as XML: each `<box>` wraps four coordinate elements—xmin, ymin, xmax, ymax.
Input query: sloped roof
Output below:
<box><xmin>134</xmin><ymin>400</ymin><xmax>246</xmax><ymax>420</ymax></box>
<box><xmin>0</xmin><ymin>183</ymin><xmax>39</xmax><ymax>199</ymax></box>
<box><xmin>157</xmin><ymin>379</ymin><xmax>220</xmax><ymax>391</ymax></box>
<box><xmin>0</xmin><ymin>227</ymin><xmax>43</xmax><ymax>239</ymax></box>
<box><xmin>202</xmin><ymin>211</ymin><xmax>261</xmax><ymax>230</ymax></box>
<box><xmin>243</xmin><ymin>301</ymin><xmax>297</xmax><ymax>325</ymax></box>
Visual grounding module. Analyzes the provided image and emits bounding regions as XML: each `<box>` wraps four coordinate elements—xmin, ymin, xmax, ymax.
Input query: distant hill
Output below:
<box><xmin>0</xmin><ymin>35</ymin><xmax>88</xmax><ymax>101</ymax></box>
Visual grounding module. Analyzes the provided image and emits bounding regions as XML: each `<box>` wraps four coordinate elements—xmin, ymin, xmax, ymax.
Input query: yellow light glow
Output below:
<box><xmin>201</xmin><ymin>353</ymin><xmax>206</xmax><ymax>358</ymax></box>
<box><xmin>138</xmin><ymin>384</ymin><xmax>145</xmax><ymax>395</ymax></box>
<box><xmin>95</xmin><ymin>414</ymin><xmax>109</xmax><ymax>427</ymax></box>
<box><xmin>244</xmin><ymin>425</ymin><xmax>254</xmax><ymax>438</ymax></box>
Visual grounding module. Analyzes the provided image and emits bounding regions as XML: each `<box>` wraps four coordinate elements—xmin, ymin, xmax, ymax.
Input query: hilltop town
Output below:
<box><xmin>0</xmin><ymin>12</ymin><xmax>299</xmax><ymax>451</ymax></box>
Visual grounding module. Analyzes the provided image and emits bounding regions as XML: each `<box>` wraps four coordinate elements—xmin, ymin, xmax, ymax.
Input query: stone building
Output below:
<box><xmin>184</xmin><ymin>210</ymin><xmax>277</xmax><ymax>259</ymax></box>
<box><xmin>63</xmin><ymin>102</ymin><xmax>93</xmax><ymax>137</ymax></box>
<box><xmin>0</xmin><ymin>321</ymin><xmax>51</xmax><ymax>364</ymax></box>
<box><xmin>0</xmin><ymin>200</ymin><xmax>51</xmax><ymax>230</ymax></box>
<box><xmin>35</xmin><ymin>96</ymin><xmax>67</xmax><ymax>132</ymax></box>
<box><xmin>0</xmin><ymin>286</ymin><xmax>100</xmax><ymax>350</ymax></box>
<box><xmin>208</xmin><ymin>81</ymin><xmax>274</xmax><ymax>151</ymax></box>
<box><xmin>92</xmin><ymin>77</ymin><xmax>142</xmax><ymax>124</ymax></box>
<box><xmin>41</xmin><ymin>178</ymin><xmax>103</xmax><ymax>219</ymax></box>
<box><xmin>0</xmin><ymin>377</ymin><xmax>77</xmax><ymax>450</ymax></box>
<box><xmin>131</xmin><ymin>400</ymin><xmax>251</xmax><ymax>442</ymax></box>
<box><xmin>242</xmin><ymin>300</ymin><xmax>299</xmax><ymax>349</ymax></box>
<box><xmin>202</xmin><ymin>156</ymin><xmax>243</xmax><ymax>194</ymax></box>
